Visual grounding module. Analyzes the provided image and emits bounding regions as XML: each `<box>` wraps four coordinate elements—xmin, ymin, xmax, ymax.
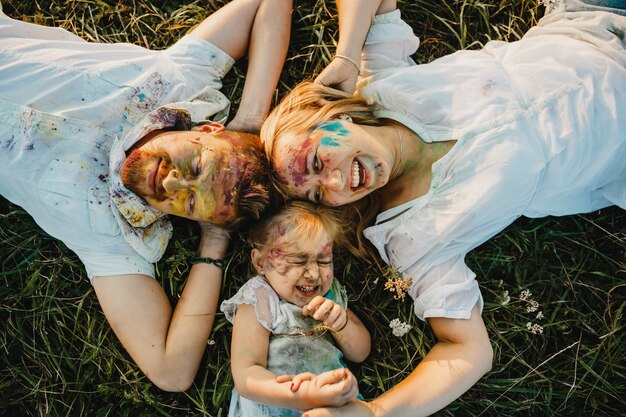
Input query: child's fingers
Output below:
<box><xmin>339</xmin><ymin>371</ymin><xmax>358</xmax><ymax>399</ymax></box>
<box><xmin>313</xmin><ymin>299</ymin><xmax>336</xmax><ymax>321</ymax></box>
<box><xmin>315</xmin><ymin>367</ymin><xmax>349</xmax><ymax>387</ymax></box>
<box><xmin>290</xmin><ymin>372</ymin><xmax>316</xmax><ymax>391</ymax></box>
<box><xmin>302</xmin><ymin>296</ymin><xmax>325</xmax><ymax>316</ymax></box>
<box><xmin>324</xmin><ymin>304</ymin><xmax>344</xmax><ymax>328</ymax></box>
<box><xmin>276</xmin><ymin>374</ymin><xmax>293</xmax><ymax>383</ymax></box>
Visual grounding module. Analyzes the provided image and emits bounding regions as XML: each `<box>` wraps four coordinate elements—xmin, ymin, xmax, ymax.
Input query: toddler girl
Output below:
<box><xmin>221</xmin><ymin>201</ymin><xmax>371</xmax><ymax>416</ymax></box>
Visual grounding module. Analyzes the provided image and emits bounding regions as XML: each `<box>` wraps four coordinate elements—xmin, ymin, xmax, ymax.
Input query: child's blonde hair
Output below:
<box><xmin>247</xmin><ymin>201</ymin><xmax>346</xmax><ymax>264</ymax></box>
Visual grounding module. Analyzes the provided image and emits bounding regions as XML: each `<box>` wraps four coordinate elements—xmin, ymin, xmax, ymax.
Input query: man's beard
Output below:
<box><xmin>121</xmin><ymin>149</ymin><xmax>169</xmax><ymax>200</ymax></box>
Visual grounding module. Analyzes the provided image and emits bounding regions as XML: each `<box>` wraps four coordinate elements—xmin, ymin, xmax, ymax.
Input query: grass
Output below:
<box><xmin>1</xmin><ymin>0</ymin><xmax>625</xmax><ymax>416</ymax></box>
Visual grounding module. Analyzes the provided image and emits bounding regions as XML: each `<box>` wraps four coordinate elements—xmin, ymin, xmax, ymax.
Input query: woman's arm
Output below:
<box><xmin>315</xmin><ymin>0</ymin><xmax>396</xmax><ymax>92</ymax></box>
<box><xmin>190</xmin><ymin>0</ymin><xmax>292</xmax><ymax>133</ymax></box>
<box><xmin>304</xmin><ymin>305</ymin><xmax>493</xmax><ymax>417</ymax></box>
<box><xmin>92</xmin><ymin>224</ymin><xmax>229</xmax><ymax>392</ymax></box>
<box><xmin>231</xmin><ymin>304</ymin><xmax>358</xmax><ymax>410</ymax></box>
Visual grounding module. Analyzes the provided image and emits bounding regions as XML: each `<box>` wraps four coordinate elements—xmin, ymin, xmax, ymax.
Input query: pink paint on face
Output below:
<box><xmin>257</xmin><ymin>231</ymin><xmax>335</xmax><ymax>307</ymax></box>
<box><xmin>271</xmin><ymin>121</ymin><xmax>395</xmax><ymax>207</ymax></box>
<box><xmin>282</xmin><ymin>136</ymin><xmax>313</xmax><ymax>188</ymax></box>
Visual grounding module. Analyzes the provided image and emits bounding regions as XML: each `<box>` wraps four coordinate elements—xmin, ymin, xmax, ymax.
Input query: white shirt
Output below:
<box><xmin>359</xmin><ymin>10</ymin><xmax>626</xmax><ymax>320</ymax></box>
<box><xmin>0</xmin><ymin>12</ymin><xmax>233</xmax><ymax>280</ymax></box>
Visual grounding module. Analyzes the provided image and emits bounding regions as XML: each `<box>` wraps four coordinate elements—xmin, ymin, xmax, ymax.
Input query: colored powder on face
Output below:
<box><xmin>320</xmin><ymin>136</ymin><xmax>340</xmax><ymax>147</ymax></box>
<box><xmin>284</xmin><ymin>136</ymin><xmax>313</xmax><ymax>187</ymax></box>
<box><xmin>318</xmin><ymin>121</ymin><xmax>350</xmax><ymax>137</ymax></box>
<box><xmin>320</xmin><ymin>242</ymin><xmax>333</xmax><ymax>258</ymax></box>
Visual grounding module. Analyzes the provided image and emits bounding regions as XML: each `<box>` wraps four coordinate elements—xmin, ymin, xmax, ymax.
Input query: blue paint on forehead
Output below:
<box><xmin>321</xmin><ymin>136</ymin><xmax>340</xmax><ymax>147</ymax></box>
<box><xmin>318</xmin><ymin>121</ymin><xmax>350</xmax><ymax>137</ymax></box>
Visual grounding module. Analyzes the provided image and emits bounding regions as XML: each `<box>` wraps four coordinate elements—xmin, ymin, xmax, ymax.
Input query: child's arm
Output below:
<box><xmin>303</xmin><ymin>296</ymin><xmax>371</xmax><ymax>363</ymax></box>
<box><xmin>230</xmin><ymin>303</ymin><xmax>359</xmax><ymax>410</ymax></box>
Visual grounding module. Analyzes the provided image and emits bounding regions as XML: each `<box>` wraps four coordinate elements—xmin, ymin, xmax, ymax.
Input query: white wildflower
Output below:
<box><xmin>389</xmin><ymin>318</ymin><xmax>412</xmax><ymax>337</ymax></box>
<box><xmin>500</xmin><ymin>290</ymin><xmax>510</xmax><ymax>306</ymax></box>
<box><xmin>535</xmin><ymin>311</ymin><xmax>544</xmax><ymax>320</ymax></box>
<box><xmin>520</xmin><ymin>289</ymin><xmax>532</xmax><ymax>301</ymax></box>
<box><xmin>526</xmin><ymin>300</ymin><xmax>539</xmax><ymax>313</ymax></box>
<box><xmin>526</xmin><ymin>322</ymin><xmax>544</xmax><ymax>335</ymax></box>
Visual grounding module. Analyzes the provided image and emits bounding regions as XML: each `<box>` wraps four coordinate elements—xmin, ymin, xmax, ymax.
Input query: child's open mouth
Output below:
<box><xmin>296</xmin><ymin>284</ymin><xmax>320</xmax><ymax>297</ymax></box>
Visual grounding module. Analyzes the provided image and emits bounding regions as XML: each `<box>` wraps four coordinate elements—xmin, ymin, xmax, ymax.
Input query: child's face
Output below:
<box><xmin>252</xmin><ymin>231</ymin><xmax>334</xmax><ymax>307</ymax></box>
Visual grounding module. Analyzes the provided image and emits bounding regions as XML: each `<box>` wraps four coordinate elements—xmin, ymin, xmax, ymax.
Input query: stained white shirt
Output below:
<box><xmin>0</xmin><ymin>11</ymin><xmax>233</xmax><ymax>280</ymax></box>
<box><xmin>359</xmin><ymin>10</ymin><xmax>626</xmax><ymax>320</ymax></box>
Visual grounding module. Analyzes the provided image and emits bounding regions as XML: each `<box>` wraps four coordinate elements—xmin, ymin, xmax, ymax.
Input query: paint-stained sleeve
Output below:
<box><xmin>162</xmin><ymin>35</ymin><xmax>235</xmax><ymax>94</ymax></box>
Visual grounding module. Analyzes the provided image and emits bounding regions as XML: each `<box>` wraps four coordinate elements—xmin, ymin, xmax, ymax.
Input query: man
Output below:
<box><xmin>0</xmin><ymin>0</ymin><xmax>292</xmax><ymax>391</ymax></box>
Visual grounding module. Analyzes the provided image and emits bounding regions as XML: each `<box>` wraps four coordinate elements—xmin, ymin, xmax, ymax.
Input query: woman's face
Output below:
<box><xmin>273</xmin><ymin>120</ymin><xmax>394</xmax><ymax>206</ymax></box>
<box><xmin>121</xmin><ymin>128</ymin><xmax>256</xmax><ymax>223</ymax></box>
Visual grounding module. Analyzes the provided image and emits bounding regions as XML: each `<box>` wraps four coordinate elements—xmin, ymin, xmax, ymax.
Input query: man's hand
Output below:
<box><xmin>276</xmin><ymin>368</ymin><xmax>358</xmax><ymax>408</ymax></box>
<box><xmin>314</xmin><ymin>57</ymin><xmax>359</xmax><ymax>94</ymax></box>
<box><xmin>197</xmin><ymin>222</ymin><xmax>230</xmax><ymax>259</ymax></box>
<box><xmin>226</xmin><ymin>115</ymin><xmax>264</xmax><ymax>134</ymax></box>
<box><xmin>303</xmin><ymin>296</ymin><xmax>347</xmax><ymax>331</ymax></box>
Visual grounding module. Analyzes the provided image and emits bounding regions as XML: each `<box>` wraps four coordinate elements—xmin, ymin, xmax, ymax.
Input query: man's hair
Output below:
<box><xmin>259</xmin><ymin>81</ymin><xmax>383</xmax><ymax>260</ymax></box>
<box><xmin>216</xmin><ymin>130</ymin><xmax>270</xmax><ymax>229</ymax></box>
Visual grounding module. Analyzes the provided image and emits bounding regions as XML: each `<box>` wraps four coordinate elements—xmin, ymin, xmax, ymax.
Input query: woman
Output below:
<box><xmin>260</xmin><ymin>0</ymin><xmax>625</xmax><ymax>415</ymax></box>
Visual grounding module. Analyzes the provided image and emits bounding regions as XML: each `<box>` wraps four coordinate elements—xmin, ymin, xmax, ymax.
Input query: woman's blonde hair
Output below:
<box><xmin>260</xmin><ymin>82</ymin><xmax>385</xmax><ymax>261</ymax></box>
<box><xmin>247</xmin><ymin>200</ymin><xmax>347</xmax><ymax>261</ymax></box>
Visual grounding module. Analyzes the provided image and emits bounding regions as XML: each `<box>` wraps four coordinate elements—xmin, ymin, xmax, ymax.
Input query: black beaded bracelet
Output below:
<box><xmin>191</xmin><ymin>255</ymin><xmax>226</xmax><ymax>269</ymax></box>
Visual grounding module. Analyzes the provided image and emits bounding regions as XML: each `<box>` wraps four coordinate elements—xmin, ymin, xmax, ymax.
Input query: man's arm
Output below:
<box><xmin>92</xmin><ymin>226</ymin><xmax>229</xmax><ymax>392</ymax></box>
<box><xmin>190</xmin><ymin>0</ymin><xmax>293</xmax><ymax>133</ymax></box>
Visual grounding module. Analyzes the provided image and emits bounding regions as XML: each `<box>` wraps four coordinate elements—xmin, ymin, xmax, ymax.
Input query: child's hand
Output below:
<box><xmin>302</xmin><ymin>296</ymin><xmax>348</xmax><ymax>331</ymax></box>
<box><xmin>277</xmin><ymin>368</ymin><xmax>358</xmax><ymax>408</ymax></box>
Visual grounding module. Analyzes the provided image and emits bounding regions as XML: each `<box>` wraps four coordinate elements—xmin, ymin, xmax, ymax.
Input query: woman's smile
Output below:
<box><xmin>273</xmin><ymin>121</ymin><xmax>396</xmax><ymax>206</ymax></box>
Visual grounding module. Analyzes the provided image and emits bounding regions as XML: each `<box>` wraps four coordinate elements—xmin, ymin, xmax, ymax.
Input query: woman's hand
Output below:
<box><xmin>314</xmin><ymin>57</ymin><xmax>359</xmax><ymax>94</ymax></box>
<box><xmin>277</xmin><ymin>368</ymin><xmax>358</xmax><ymax>408</ymax></box>
<box><xmin>303</xmin><ymin>296</ymin><xmax>347</xmax><ymax>331</ymax></box>
<box><xmin>304</xmin><ymin>399</ymin><xmax>378</xmax><ymax>417</ymax></box>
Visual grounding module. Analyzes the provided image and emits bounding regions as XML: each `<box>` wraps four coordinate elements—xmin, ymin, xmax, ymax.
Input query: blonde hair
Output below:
<box><xmin>248</xmin><ymin>201</ymin><xmax>347</xmax><ymax>259</ymax></box>
<box><xmin>260</xmin><ymin>82</ymin><xmax>384</xmax><ymax>261</ymax></box>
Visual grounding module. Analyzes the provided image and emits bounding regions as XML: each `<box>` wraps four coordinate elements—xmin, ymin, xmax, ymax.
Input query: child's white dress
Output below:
<box><xmin>221</xmin><ymin>276</ymin><xmax>351</xmax><ymax>417</ymax></box>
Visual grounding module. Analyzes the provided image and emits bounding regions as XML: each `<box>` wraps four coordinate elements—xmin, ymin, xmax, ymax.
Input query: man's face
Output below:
<box><xmin>121</xmin><ymin>126</ymin><xmax>256</xmax><ymax>224</ymax></box>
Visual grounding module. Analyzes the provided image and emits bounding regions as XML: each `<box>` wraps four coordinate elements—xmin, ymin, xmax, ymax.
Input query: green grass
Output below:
<box><xmin>1</xmin><ymin>0</ymin><xmax>625</xmax><ymax>416</ymax></box>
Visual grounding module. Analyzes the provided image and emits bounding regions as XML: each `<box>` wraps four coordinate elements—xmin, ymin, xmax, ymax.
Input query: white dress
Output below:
<box><xmin>220</xmin><ymin>276</ymin><xmax>352</xmax><ymax>417</ymax></box>
<box><xmin>358</xmin><ymin>10</ymin><xmax>626</xmax><ymax>320</ymax></box>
